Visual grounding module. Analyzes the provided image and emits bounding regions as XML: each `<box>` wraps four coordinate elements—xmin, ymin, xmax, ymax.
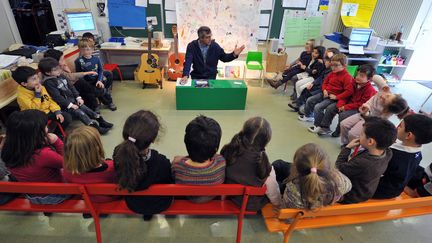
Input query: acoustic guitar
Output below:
<box><xmin>168</xmin><ymin>25</ymin><xmax>185</xmax><ymax>81</ymax></box>
<box><xmin>137</xmin><ymin>21</ymin><xmax>162</xmax><ymax>89</ymax></box>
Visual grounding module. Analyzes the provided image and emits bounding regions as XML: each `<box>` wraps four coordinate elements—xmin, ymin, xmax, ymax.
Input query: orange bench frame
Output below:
<box><xmin>262</xmin><ymin>193</ymin><xmax>432</xmax><ymax>243</ymax></box>
<box><xmin>0</xmin><ymin>182</ymin><xmax>266</xmax><ymax>243</ymax></box>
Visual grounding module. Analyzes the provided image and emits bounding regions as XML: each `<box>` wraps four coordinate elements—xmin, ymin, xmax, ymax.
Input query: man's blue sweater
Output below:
<box><xmin>182</xmin><ymin>40</ymin><xmax>237</xmax><ymax>79</ymax></box>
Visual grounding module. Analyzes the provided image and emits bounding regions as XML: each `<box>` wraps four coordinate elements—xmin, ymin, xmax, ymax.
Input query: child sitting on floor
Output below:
<box><xmin>273</xmin><ymin>143</ymin><xmax>351</xmax><ymax>210</ymax></box>
<box><xmin>63</xmin><ymin>126</ymin><xmax>118</xmax><ymax>202</ymax></box>
<box><xmin>44</xmin><ymin>49</ymin><xmax>100</xmax><ymax>113</ymax></box>
<box><xmin>75</xmin><ymin>39</ymin><xmax>117</xmax><ymax>111</ymax></box>
<box><xmin>114</xmin><ymin>110</ymin><xmax>173</xmax><ymax>219</ymax></box>
<box><xmin>12</xmin><ymin>66</ymin><xmax>71</xmax><ymax>130</ymax></box>
<box><xmin>221</xmin><ymin>117</ymin><xmax>281</xmax><ymax>211</ymax></box>
<box><xmin>374</xmin><ymin>114</ymin><xmax>432</xmax><ymax>199</ymax></box>
<box><xmin>38</xmin><ymin>57</ymin><xmax>113</xmax><ymax>135</ymax></box>
<box><xmin>336</xmin><ymin>117</ymin><xmax>396</xmax><ymax>204</ymax></box>
<box><xmin>172</xmin><ymin>115</ymin><xmax>226</xmax><ymax>203</ymax></box>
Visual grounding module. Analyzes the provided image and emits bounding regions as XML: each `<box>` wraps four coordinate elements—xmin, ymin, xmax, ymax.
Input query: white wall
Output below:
<box><xmin>49</xmin><ymin>0</ymin><xmax>111</xmax><ymax>41</ymax></box>
<box><xmin>0</xmin><ymin>1</ymin><xmax>21</xmax><ymax>51</ymax></box>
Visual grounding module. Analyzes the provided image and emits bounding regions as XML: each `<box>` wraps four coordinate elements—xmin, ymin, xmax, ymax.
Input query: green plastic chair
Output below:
<box><xmin>244</xmin><ymin>51</ymin><xmax>265</xmax><ymax>87</ymax></box>
<box><xmin>346</xmin><ymin>65</ymin><xmax>359</xmax><ymax>77</ymax></box>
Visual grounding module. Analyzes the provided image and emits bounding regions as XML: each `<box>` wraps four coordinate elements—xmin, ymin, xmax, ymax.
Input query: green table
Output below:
<box><xmin>176</xmin><ymin>80</ymin><xmax>247</xmax><ymax>110</ymax></box>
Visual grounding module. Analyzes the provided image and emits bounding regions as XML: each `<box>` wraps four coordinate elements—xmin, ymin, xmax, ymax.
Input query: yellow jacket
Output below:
<box><xmin>17</xmin><ymin>85</ymin><xmax>61</xmax><ymax>114</ymax></box>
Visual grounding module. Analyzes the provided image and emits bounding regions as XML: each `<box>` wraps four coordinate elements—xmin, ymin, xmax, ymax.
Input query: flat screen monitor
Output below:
<box><xmin>349</xmin><ymin>29</ymin><xmax>373</xmax><ymax>47</ymax></box>
<box><xmin>65</xmin><ymin>12</ymin><xmax>96</xmax><ymax>34</ymax></box>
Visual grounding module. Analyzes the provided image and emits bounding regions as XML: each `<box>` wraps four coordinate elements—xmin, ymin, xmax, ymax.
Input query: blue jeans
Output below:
<box><xmin>303</xmin><ymin>93</ymin><xmax>323</xmax><ymax>117</ymax></box>
<box><xmin>313</xmin><ymin>98</ymin><xmax>337</xmax><ymax>127</ymax></box>
<box><xmin>66</xmin><ymin>104</ymin><xmax>98</xmax><ymax>125</ymax></box>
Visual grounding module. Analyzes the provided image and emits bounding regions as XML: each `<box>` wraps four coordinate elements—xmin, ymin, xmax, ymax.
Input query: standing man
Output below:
<box><xmin>181</xmin><ymin>26</ymin><xmax>245</xmax><ymax>81</ymax></box>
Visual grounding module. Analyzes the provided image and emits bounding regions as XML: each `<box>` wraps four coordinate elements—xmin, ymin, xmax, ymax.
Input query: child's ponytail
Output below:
<box><xmin>293</xmin><ymin>143</ymin><xmax>338</xmax><ymax>210</ymax></box>
<box><xmin>114</xmin><ymin>139</ymin><xmax>146</xmax><ymax>192</ymax></box>
<box><xmin>113</xmin><ymin>110</ymin><xmax>160</xmax><ymax>192</ymax></box>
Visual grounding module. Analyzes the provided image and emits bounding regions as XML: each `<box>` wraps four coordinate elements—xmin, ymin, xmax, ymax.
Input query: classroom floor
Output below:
<box><xmin>1</xmin><ymin>80</ymin><xmax>431</xmax><ymax>243</ymax></box>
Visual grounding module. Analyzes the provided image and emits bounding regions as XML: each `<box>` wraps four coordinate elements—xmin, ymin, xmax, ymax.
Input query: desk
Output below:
<box><xmin>0</xmin><ymin>78</ymin><xmax>18</xmax><ymax>109</ymax></box>
<box><xmin>100</xmin><ymin>45</ymin><xmax>170</xmax><ymax>67</ymax></box>
<box><xmin>176</xmin><ymin>80</ymin><xmax>247</xmax><ymax>110</ymax></box>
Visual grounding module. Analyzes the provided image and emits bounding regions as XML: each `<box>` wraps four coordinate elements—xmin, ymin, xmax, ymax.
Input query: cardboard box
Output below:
<box><xmin>266</xmin><ymin>52</ymin><xmax>288</xmax><ymax>73</ymax></box>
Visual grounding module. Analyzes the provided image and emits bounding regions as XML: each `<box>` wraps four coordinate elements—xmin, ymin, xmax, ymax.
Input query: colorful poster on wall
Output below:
<box><xmin>318</xmin><ymin>0</ymin><xmax>329</xmax><ymax>11</ymax></box>
<box><xmin>176</xmin><ymin>0</ymin><xmax>261</xmax><ymax>52</ymax></box>
<box><xmin>340</xmin><ymin>0</ymin><xmax>377</xmax><ymax>28</ymax></box>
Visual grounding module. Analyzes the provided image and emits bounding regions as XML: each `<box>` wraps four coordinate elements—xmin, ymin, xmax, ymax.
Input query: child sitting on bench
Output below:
<box><xmin>114</xmin><ymin>110</ymin><xmax>173</xmax><ymax>220</ymax></box>
<box><xmin>172</xmin><ymin>115</ymin><xmax>226</xmax><ymax>203</ymax></box>
<box><xmin>273</xmin><ymin>143</ymin><xmax>351</xmax><ymax>210</ymax></box>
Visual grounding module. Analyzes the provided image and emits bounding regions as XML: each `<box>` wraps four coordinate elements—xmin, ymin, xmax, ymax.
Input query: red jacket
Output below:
<box><xmin>322</xmin><ymin>69</ymin><xmax>354</xmax><ymax>107</ymax></box>
<box><xmin>344</xmin><ymin>81</ymin><xmax>377</xmax><ymax>111</ymax></box>
<box><xmin>8</xmin><ymin>139</ymin><xmax>64</xmax><ymax>183</ymax></box>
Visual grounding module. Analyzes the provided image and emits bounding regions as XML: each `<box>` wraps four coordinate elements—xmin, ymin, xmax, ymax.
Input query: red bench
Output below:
<box><xmin>0</xmin><ymin>182</ymin><xmax>266</xmax><ymax>243</ymax></box>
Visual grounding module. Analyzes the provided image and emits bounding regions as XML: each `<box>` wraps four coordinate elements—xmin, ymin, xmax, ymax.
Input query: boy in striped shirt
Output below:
<box><xmin>172</xmin><ymin>115</ymin><xmax>226</xmax><ymax>203</ymax></box>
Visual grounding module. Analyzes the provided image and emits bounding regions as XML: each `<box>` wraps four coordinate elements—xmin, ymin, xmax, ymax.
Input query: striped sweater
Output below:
<box><xmin>172</xmin><ymin>154</ymin><xmax>226</xmax><ymax>185</ymax></box>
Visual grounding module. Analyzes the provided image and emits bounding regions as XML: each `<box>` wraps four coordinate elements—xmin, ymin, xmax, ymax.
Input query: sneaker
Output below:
<box><xmin>90</xmin><ymin>123</ymin><xmax>110</xmax><ymax>135</ymax></box>
<box><xmin>96</xmin><ymin>117</ymin><xmax>114</xmax><ymax>128</ymax></box>
<box><xmin>308</xmin><ymin>125</ymin><xmax>320</xmax><ymax>133</ymax></box>
<box><xmin>266</xmin><ymin>79</ymin><xmax>282</xmax><ymax>89</ymax></box>
<box><xmin>107</xmin><ymin>103</ymin><xmax>117</xmax><ymax>111</ymax></box>
<box><xmin>331</xmin><ymin>131</ymin><xmax>340</xmax><ymax>137</ymax></box>
<box><xmin>317</xmin><ymin>127</ymin><xmax>332</xmax><ymax>136</ymax></box>
<box><xmin>288</xmin><ymin>103</ymin><xmax>299</xmax><ymax>112</ymax></box>
<box><xmin>298</xmin><ymin>115</ymin><xmax>314</xmax><ymax>122</ymax></box>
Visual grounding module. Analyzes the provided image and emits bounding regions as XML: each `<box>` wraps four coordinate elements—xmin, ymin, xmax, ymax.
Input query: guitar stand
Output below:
<box><xmin>142</xmin><ymin>67</ymin><xmax>164</xmax><ymax>90</ymax></box>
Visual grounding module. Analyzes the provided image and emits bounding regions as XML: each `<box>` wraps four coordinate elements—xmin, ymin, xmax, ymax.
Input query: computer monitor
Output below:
<box><xmin>65</xmin><ymin>11</ymin><xmax>98</xmax><ymax>36</ymax></box>
<box><xmin>342</xmin><ymin>28</ymin><xmax>373</xmax><ymax>47</ymax></box>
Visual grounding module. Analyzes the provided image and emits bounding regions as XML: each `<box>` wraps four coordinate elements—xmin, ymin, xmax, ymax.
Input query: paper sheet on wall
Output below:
<box><xmin>341</xmin><ymin>0</ymin><xmax>377</xmax><ymax>28</ymax></box>
<box><xmin>165</xmin><ymin>10</ymin><xmax>177</xmax><ymax>24</ymax></box>
<box><xmin>165</xmin><ymin>0</ymin><xmax>176</xmax><ymax>10</ymax></box>
<box><xmin>282</xmin><ymin>0</ymin><xmax>307</xmax><ymax>8</ymax></box>
<box><xmin>259</xmin><ymin>0</ymin><xmax>273</xmax><ymax>10</ymax></box>
<box><xmin>135</xmin><ymin>0</ymin><xmax>147</xmax><ymax>7</ymax></box>
<box><xmin>149</xmin><ymin>0</ymin><xmax>162</xmax><ymax>4</ymax></box>
<box><xmin>282</xmin><ymin>10</ymin><xmax>324</xmax><ymax>46</ymax></box>
<box><xmin>146</xmin><ymin>16</ymin><xmax>158</xmax><ymax>25</ymax></box>
<box><xmin>306</xmin><ymin>0</ymin><xmax>320</xmax><ymax>12</ymax></box>
<box><xmin>176</xmin><ymin>0</ymin><xmax>261</xmax><ymax>52</ymax></box>
<box><xmin>259</xmin><ymin>14</ymin><xmax>270</xmax><ymax>27</ymax></box>
<box><xmin>258</xmin><ymin>28</ymin><xmax>268</xmax><ymax>40</ymax></box>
